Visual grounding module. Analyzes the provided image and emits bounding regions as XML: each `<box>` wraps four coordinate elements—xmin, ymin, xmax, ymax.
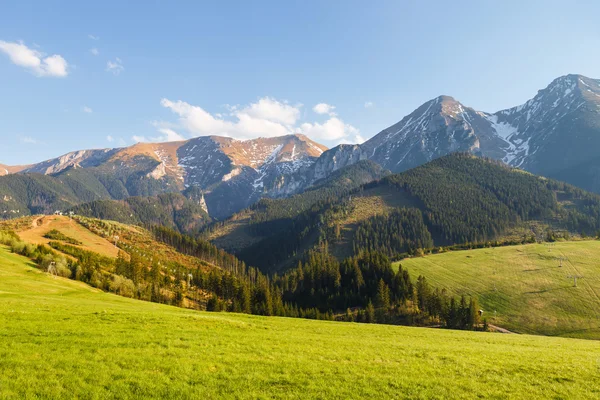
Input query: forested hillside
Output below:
<box><xmin>209</xmin><ymin>154</ymin><xmax>600</xmax><ymax>271</ymax></box>
<box><xmin>69</xmin><ymin>193</ymin><xmax>211</xmax><ymax>235</ymax></box>
<box><xmin>0</xmin><ymin>166</ymin><xmax>181</xmax><ymax>219</ymax></box>
<box><xmin>1</xmin><ymin>215</ymin><xmax>483</xmax><ymax>331</ymax></box>
<box><xmin>207</xmin><ymin>161</ymin><xmax>387</xmax><ymax>255</ymax></box>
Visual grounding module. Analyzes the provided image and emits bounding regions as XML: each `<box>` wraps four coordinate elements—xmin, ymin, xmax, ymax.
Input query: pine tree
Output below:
<box><xmin>468</xmin><ymin>297</ymin><xmax>480</xmax><ymax>330</ymax></box>
<box><xmin>345</xmin><ymin>308</ymin><xmax>354</xmax><ymax>322</ymax></box>
<box><xmin>240</xmin><ymin>284</ymin><xmax>252</xmax><ymax>314</ymax></box>
<box><xmin>376</xmin><ymin>279</ymin><xmax>391</xmax><ymax>310</ymax></box>
<box><xmin>365</xmin><ymin>301</ymin><xmax>375</xmax><ymax>323</ymax></box>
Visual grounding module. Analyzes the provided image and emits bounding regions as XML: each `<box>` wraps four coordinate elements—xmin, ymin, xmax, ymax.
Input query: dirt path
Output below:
<box><xmin>488</xmin><ymin>324</ymin><xmax>514</xmax><ymax>334</ymax></box>
<box><xmin>30</xmin><ymin>215</ymin><xmax>44</xmax><ymax>228</ymax></box>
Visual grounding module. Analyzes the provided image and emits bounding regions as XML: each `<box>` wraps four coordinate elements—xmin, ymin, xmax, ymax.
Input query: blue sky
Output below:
<box><xmin>1</xmin><ymin>0</ymin><xmax>599</xmax><ymax>165</ymax></box>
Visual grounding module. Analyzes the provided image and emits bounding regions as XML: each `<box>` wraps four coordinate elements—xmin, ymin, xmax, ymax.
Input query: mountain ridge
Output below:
<box><xmin>3</xmin><ymin>73</ymin><xmax>600</xmax><ymax>218</ymax></box>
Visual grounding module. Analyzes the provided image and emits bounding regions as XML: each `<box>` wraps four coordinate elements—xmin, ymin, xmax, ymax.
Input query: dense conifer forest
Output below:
<box><xmin>212</xmin><ymin>154</ymin><xmax>600</xmax><ymax>271</ymax></box>
<box><xmin>70</xmin><ymin>193</ymin><xmax>210</xmax><ymax>235</ymax></box>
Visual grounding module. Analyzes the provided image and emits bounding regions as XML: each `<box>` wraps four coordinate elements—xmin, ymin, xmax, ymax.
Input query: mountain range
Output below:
<box><xmin>2</xmin><ymin>73</ymin><xmax>600</xmax><ymax>220</ymax></box>
<box><xmin>336</xmin><ymin>74</ymin><xmax>600</xmax><ymax>188</ymax></box>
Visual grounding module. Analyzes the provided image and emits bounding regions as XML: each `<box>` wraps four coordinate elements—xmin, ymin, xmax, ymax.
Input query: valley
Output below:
<box><xmin>1</xmin><ymin>245</ymin><xmax>599</xmax><ymax>399</ymax></box>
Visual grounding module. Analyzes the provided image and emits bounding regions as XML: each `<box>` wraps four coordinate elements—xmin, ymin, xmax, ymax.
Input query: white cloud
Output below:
<box><xmin>88</xmin><ymin>34</ymin><xmax>99</xmax><ymax>40</ymax></box>
<box><xmin>130</xmin><ymin>129</ymin><xmax>184</xmax><ymax>144</ymax></box>
<box><xmin>82</xmin><ymin>106</ymin><xmax>93</xmax><ymax>113</ymax></box>
<box><xmin>158</xmin><ymin>97</ymin><xmax>361</xmax><ymax>144</ymax></box>
<box><xmin>90</xmin><ymin>48</ymin><xmax>99</xmax><ymax>56</ymax></box>
<box><xmin>241</xmin><ymin>97</ymin><xmax>300</xmax><ymax>126</ymax></box>
<box><xmin>313</xmin><ymin>103</ymin><xmax>336</xmax><ymax>116</ymax></box>
<box><xmin>106</xmin><ymin>58</ymin><xmax>124</xmax><ymax>75</ymax></box>
<box><xmin>0</xmin><ymin>40</ymin><xmax>69</xmax><ymax>77</ymax></box>
<box><xmin>297</xmin><ymin>117</ymin><xmax>359</xmax><ymax>142</ymax></box>
<box><xmin>155</xmin><ymin>128</ymin><xmax>185</xmax><ymax>142</ymax></box>
<box><xmin>160</xmin><ymin>97</ymin><xmax>292</xmax><ymax>140</ymax></box>
<box><xmin>106</xmin><ymin>135</ymin><xmax>114</xmax><ymax>142</ymax></box>
<box><xmin>364</xmin><ymin>101</ymin><xmax>374</xmax><ymax>108</ymax></box>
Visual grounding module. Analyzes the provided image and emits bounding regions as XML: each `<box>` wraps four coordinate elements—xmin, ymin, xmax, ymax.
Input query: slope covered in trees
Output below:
<box><xmin>209</xmin><ymin>154</ymin><xmax>600</xmax><ymax>272</ymax></box>
<box><xmin>0</xmin><ymin>166</ymin><xmax>181</xmax><ymax>219</ymax></box>
<box><xmin>69</xmin><ymin>193</ymin><xmax>211</xmax><ymax>235</ymax></box>
<box><xmin>207</xmin><ymin>161</ymin><xmax>387</xmax><ymax>255</ymax></box>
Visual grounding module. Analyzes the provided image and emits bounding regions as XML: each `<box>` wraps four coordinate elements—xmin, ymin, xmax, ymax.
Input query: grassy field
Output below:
<box><xmin>2</xmin><ymin>245</ymin><xmax>600</xmax><ymax>399</ymax></box>
<box><xmin>397</xmin><ymin>240</ymin><xmax>600</xmax><ymax>339</ymax></box>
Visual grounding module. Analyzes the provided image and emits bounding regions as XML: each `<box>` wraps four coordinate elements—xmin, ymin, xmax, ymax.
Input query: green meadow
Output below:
<box><xmin>1</xmin><ymin>244</ymin><xmax>600</xmax><ymax>399</ymax></box>
<box><xmin>397</xmin><ymin>240</ymin><xmax>600</xmax><ymax>339</ymax></box>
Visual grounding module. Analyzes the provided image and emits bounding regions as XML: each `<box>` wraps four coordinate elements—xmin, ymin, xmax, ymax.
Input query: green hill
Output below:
<box><xmin>396</xmin><ymin>240</ymin><xmax>600</xmax><ymax>339</ymax></box>
<box><xmin>1</xmin><ymin>245</ymin><xmax>599</xmax><ymax>399</ymax></box>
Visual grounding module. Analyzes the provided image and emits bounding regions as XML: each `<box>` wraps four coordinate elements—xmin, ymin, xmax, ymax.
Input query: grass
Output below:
<box><xmin>43</xmin><ymin>229</ymin><xmax>82</xmax><ymax>245</ymax></box>
<box><xmin>15</xmin><ymin>215</ymin><xmax>121</xmax><ymax>258</ymax></box>
<box><xmin>396</xmin><ymin>240</ymin><xmax>600</xmax><ymax>339</ymax></box>
<box><xmin>2</xmin><ymin>245</ymin><xmax>600</xmax><ymax>399</ymax></box>
<box><xmin>3</xmin><ymin>215</ymin><xmax>212</xmax><ymax>272</ymax></box>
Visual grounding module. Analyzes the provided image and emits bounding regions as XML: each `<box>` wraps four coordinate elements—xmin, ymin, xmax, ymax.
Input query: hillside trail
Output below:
<box><xmin>488</xmin><ymin>324</ymin><xmax>514</xmax><ymax>334</ymax></box>
<box><xmin>30</xmin><ymin>215</ymin><xmax>44</xmax><ymax>229</ymax></box>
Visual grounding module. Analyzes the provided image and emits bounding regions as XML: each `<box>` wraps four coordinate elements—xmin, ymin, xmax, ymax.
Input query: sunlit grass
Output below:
<box><xmin>1</xmin><ymin>245</ymin><xmax>600</xmax><ymax>399</ymax></box>
<box><xmin>397</xmin><ymin>240</ymin><xmax>600</xmax><ymax>339</ymax></box>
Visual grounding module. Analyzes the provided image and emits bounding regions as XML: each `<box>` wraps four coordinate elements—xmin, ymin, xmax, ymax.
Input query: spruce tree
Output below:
<box><xmin>365</xmin><ymin>301</ymin><xmax>375</xmax><ymax>323</ymax></box>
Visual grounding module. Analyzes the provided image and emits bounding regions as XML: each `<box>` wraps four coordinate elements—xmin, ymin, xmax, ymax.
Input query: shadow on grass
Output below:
<box><xmin>523</xmin><ymin>265</ymin><xmax>562</xmax><ymax>273</ymax></box>
<box><xmin>547</xmin><ymin>326</ymin><xmax>600</xmax><ymax>337</ymax></box>
<box><xmin>523</xmin><ymin>286</ymin><xmax>571</xmax><ymax>295</ymax></box>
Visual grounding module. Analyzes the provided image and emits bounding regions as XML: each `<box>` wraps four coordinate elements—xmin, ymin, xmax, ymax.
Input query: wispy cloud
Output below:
<box><xmin>132</xmin><ymin>135</ymin><xmax>147</xmax><ymax>143</ymax></box>
<box><xmin>82</xmin><ymin>106</ymin><xmax>93</xmax><ymax>113</ymax></box>
<box><xmin>90</xmin><ymin>48</ymin><xmax>99</xmax><ymax>56</ymax></box>
<box><xmin>106</xmin><ymin>57</ymin><xmax>124</xmax><ymax>75</ymax></box>
<box><xmin>88</xmin><ymin>34</ymin><xmax>99</xmax><ymax>41</ymax></box>
<box><xmin>364</xmin><ymin>101</ymin><xmax>374</xmax><ymax>108</ymax></box>
<box><xmin>107</xmin><ymin>135</ymin><xmax>127</xmax><ymax>146</ymax></box>
<box><xmin>157</xmin><ymin>97</ymin><xmax>360</xmax><ymax>144</ymax></box>
<box><xmin>0</xmin><ymin>40</ymin><xmax>69</xmax><ymax>77</ymax></box>
<box><xmin>20</xmin><ymin>136</ymin><xmax>39</xmax><ymax>144</ymax></box>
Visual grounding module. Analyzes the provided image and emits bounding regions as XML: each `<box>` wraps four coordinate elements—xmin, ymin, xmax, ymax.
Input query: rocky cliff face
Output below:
<box><xmin>22</xmin><ymin>149</ymin><xmax>120</xmax><ymax>175</ymax></box>
<box><xmin>490</xmin><ymin>74</ymin><xmax>600</xmax><ymax>177</ymax></box>
<box><xmin>3</xmin><ymin>134</ymin><xmax>331</xmax><ymax>218</ymax></box>
<box><xmin>312</xmin><ymin>145</ymin><xmax>367</xmax><ymax>180</ymax></box>
<box><xmin>357</xmin><ymin>74</ymin><xmax>600</xmax><ymax>192</ymax></box>
<box><xmin>361</xmin><ymin>96</ymin><xmax>505</xmax><ymax>172</ymax></box>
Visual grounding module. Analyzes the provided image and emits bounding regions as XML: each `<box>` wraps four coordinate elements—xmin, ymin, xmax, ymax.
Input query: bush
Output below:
<box><xmin>109</xmin><ymin>275</ymin><xmax>136</xmax><ymax>298</ymax></box>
